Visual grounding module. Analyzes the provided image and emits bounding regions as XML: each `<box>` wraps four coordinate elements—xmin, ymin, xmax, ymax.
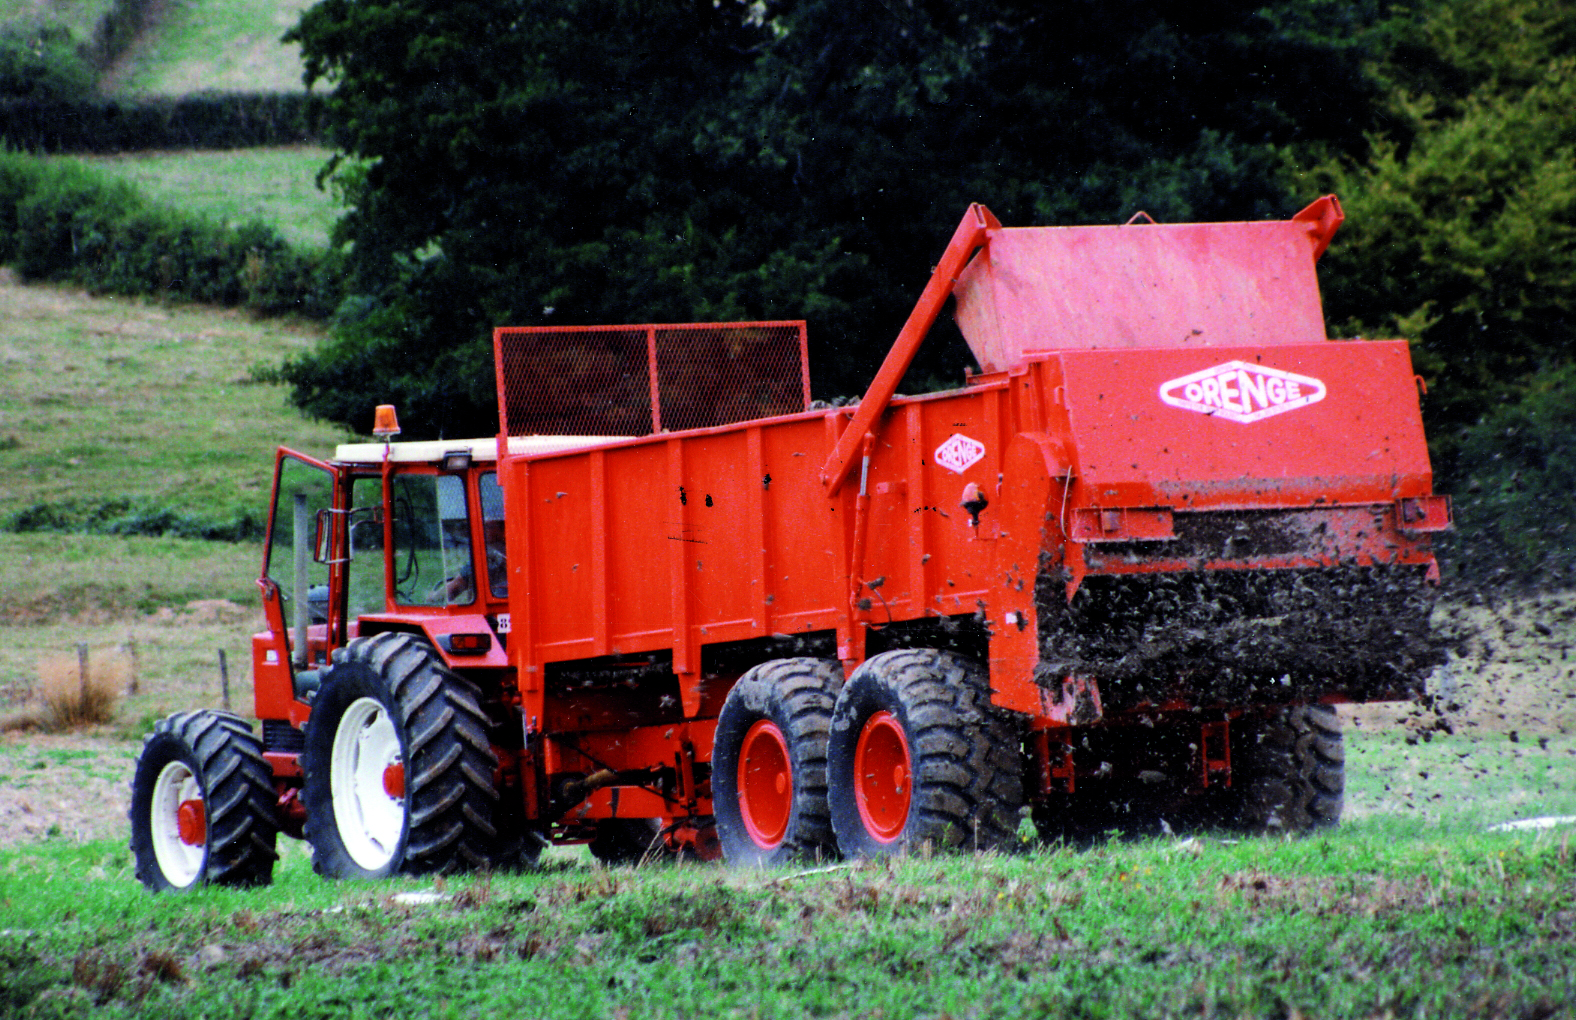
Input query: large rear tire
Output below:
<box><xmin>129</xmin><ymin>711</ymin><xmax>278</xmax><ymax>891</ymax></box>
<box><xmin>302</xmin><ymin>632</ymin><xmax>501</xmax><ymax>878</ymax></box>
<box><xmin>712</xmin><ymin>658</ymin><xmax>844</xmax><ymax>866</ymax></box>
<box><xmin>827</xmin><ymin>650</ymin><xmax>1022</xmax><ymax>857</ymax></box>
<box><xmin>1222</xmin><ymin>704</ymin><xmax>1344</xmax><ymax>833</ymax></box>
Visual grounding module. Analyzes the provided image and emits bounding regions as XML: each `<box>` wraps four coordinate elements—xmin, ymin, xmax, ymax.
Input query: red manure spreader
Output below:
<box><xmin>130</xmin><ymin>197</ymin><xmax>1449</xmax><ymax>889</ymax></box>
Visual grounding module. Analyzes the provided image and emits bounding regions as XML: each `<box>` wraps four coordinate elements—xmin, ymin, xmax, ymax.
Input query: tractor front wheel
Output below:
<box><xmin>302</xmin><ymin>632</ymin><xmax>501</xmax><ymax>878</ymax></box>
<box><xmin>129</xmin><ymin>711</ymin><xmax>278</xmax><ymax>891</ymax></box>
<box><xmin>827</xmin><ymin>650</ymin><xmax>1022</xmax><ymax>857</ymax></box>
<box><xmin>712</xmin><ymin>658</ymin><xmax>844</xmax><ymax>866</ymax></box>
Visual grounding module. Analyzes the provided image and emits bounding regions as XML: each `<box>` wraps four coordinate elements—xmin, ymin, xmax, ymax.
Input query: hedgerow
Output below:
<box><xmin>0</xmin><ymin>149</ymin><xmax>339</xmax><ymax>318</ymax></box>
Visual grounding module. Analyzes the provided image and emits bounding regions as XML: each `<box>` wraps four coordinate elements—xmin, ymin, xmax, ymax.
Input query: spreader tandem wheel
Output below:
<box><xmin>130</xmin><ymin>710</ymin><xmax>278</xmax><ymax>891</ymax></box>
<box><xmin>827</xmin><ymin>650</ymin><xmax>1023</xmax><ymax>857</ymax></box>
<box><xmin>1217</xmin><ymin>704</ymin><xmax>1345</xmax><ymax>834</ymax></box>
<box><xmin>712</xmin><ymin>657</ymin><xmax>845</xmax><ymax>866</ymax></box>
<box><xmin>302</xmin><ymin>632</ymin><xmax>501</xmax><ymax>879</ymax></box>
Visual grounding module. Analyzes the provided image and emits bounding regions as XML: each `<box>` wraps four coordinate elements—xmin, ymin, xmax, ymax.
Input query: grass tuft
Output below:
<box><xmin>33</xmin><ymin>646</ymin><xmax>129</xmax><ymax>730</ymax></box>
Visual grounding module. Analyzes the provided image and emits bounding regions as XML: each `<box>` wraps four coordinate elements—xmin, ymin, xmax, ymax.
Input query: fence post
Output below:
<box><xmin>218</xmin><ymin>649</ymin><xmax>230</xmax><ymax>710</ymax></box>
<box><xmin>77</xmin><ymin>643</ymin><xmax>89</xmax><ymax>705</ymax></box>
<box><xmin>125</xmin><ymin>635</ymin><xmax>139</xmax><ymax>696</ymax></box>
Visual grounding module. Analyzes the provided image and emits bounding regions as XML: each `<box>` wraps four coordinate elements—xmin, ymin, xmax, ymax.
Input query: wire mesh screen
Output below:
<box><xmin>494</xmin><ymin>322</ymin><xmax>809</xmax><ymax>437</ymax></box>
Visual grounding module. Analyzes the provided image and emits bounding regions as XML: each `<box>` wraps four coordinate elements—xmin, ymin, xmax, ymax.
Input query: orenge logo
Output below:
<box><xmin>1158</xmin><ymin>361</ymin><xmax>1326</xmax><ymax>424</ymax></box>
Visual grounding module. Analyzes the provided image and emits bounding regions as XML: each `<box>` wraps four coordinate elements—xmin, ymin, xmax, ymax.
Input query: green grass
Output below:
<box><xmin>103</xmin><ymin>0</ymin><xmax>316</xmax><ymax>96</ymax></box>
<box><xmin>1</xmin><ymin>724</ymin><xmax>1572</xmax><ymax>1017</ymax></box>
<box><xmin>0</xmin><ymin>0</ymin><xmax>113</xmax><ymax>39</ymax></box>
<box><xmin>1</xmin><ymin>815</ymin><xmax>1572</xmax><ymax>1019</ymax></box>
<box><xmin>0</xmin><ymin>273</ymin><xmax>354</xmax><ymax>533</ymax></box>
<box><xmin>72</xmin><ymin>148</ymin><xmax>339</xmax><ymax>251</ymax></box>
<box><xmin>0</xmin><ymin>532</ymin><xmax>261</xmax><ymax>619</ymax></box>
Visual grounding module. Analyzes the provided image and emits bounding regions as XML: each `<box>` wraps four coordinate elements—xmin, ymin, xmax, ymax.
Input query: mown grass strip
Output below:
<box><xmin>1</xmin><ymin>825</ymin><xmax>1572</xmax><ymax>1019</ymax></box>
<box><xmin>73</xmin><ymin>147</ymin><xmax>337</xmax><ymax>251</ymax></box>
<box><xmin>103</xmin><ymin>0</ymin><xmax>315</xmax><ymax>96</ymax></box>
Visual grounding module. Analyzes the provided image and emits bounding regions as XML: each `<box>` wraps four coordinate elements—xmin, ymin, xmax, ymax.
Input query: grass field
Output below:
<box><xmin>101</xmin><ymin>0</ymin><xmax>315</xmax><ymax>96</ymax></box>
<box><xmin>1</xmin><ymin>806</ymin><xmax>1572</xmax><ymax>1018</ymax></box>
<box><xmin>0</xmin><ymin>578</ymin><xmax>1571</xmax><ymax>1016</ymax></box>
<box><xmin>0</xmin><ymin>272</ymin><xmax>353</xmax><ymax>532</ymax></box>
<box><xmin>0</xmin><ymin>0</ymin><xmax>112</xmax><ymax>38</ymax></box>
<box><xmin>71</xmin><ymin>147</ymin><xmax>339</xmax><ymax>251</ymax></box>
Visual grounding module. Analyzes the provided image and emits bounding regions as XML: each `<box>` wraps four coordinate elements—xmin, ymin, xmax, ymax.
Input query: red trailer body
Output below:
<box><xmin>130</xmin><ymin>198</ymin><xmax>1450</xmax><ymax>891</ymax></box>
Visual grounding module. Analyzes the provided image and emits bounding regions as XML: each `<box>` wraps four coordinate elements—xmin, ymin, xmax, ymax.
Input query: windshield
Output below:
<box><xmin>345</xmin><ymin>474</ymin><xmax>388</xmax><ymax>619</ymax></box>
<box><xmin>391</xmin><ymin>473</ymin><xmax>475</xmax><ymax>607</ymax></box>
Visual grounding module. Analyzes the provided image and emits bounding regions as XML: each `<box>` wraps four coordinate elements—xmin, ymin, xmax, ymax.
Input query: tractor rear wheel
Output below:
<box><xmin>1220</xmin><ymin>704</ymin><xmax>1344</xmax><ymax>833</ymax></box>
<box><xmin>302</xmin><ymin>632</ymin><xmax>501</xmax><ymax>878</ymax></box>
<box><xmin>712</xmin><ymin>658</ymin><xmax>844</xmax><ymax>866</ymax></box>
<box><xmin>129</xmin><ymin>710</ymin><xmax>278</xmax><ymax>891</ymax></box>
<box><xmin>827</xmin><ymin>650</ymin><xmax>1023</xmax><ymax>857</ymax></box>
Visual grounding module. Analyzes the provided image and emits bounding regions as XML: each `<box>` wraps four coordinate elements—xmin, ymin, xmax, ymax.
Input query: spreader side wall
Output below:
<box><xmin>500</xmin><ymin>385</ymin><xmax>1033</xmax><ymax>684</ymax></box>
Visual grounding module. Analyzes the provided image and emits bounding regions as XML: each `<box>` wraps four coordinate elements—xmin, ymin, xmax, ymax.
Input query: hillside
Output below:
<box><xmin>101</xmin><ymin>0</ymin><xmax>316</xmax><ymax>96</ymax></box>
<box><xmin>0</xmin><ymin>0</ymin><xmax>313</xmax><ymax>95</ymax></box>
<box><xmin>74</xmin><ymin>146</ymin><xmax>339</xmax><ymax>250</ymax></box>
<box><xmin>0</xmin><ymin>270</ymin><xmax>353</xmax><ymax>530</ymax></box>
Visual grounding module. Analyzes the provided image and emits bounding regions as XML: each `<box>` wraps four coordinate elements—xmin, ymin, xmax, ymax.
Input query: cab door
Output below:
<box><xmin>255</xmin><ymin>450</ymin><xmax>340</xmax><ymax>722</ymax></box>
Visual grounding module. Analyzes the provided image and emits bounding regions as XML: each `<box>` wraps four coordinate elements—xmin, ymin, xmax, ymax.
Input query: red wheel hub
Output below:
<box><xmin>176</xmin><ymin>798</ymin><xmax>206</xmax><ymax>847</ymax></box>
<box><xmin>382</xmin><ymin>761</ymin><xmax>405</xmax><ymax>800</ymax></box>
<box><xmin>853</xmin><ymin>711</ymin><xmax>911</xmax><ymax>843</ymax></box>
<box><xmin>737</xmin><ymin>719</ymin><xmax>792</xmax><ymax>848</ymax></box>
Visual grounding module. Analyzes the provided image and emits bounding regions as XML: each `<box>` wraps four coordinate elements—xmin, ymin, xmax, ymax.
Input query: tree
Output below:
<box><xmin>1306</xmin><ymin>0</ymin><xmax>1576</xmax><ymax>585</ymax></box>
<box><xmin>281</xmin><ymin>0</ymin><xmax>1389</xmax><ymax>439</ymax></box>
<box><xmin>1311</xmin><ymin>0</ymin><xmax>1576</xmax><ymax>463</ymax></box>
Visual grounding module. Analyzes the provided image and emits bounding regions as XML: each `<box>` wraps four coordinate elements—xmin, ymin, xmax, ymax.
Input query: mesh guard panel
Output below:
<box><xmin>494</xmin><ymin>322</ymin><xmax>809</xmax><ymax>437</ymax></box>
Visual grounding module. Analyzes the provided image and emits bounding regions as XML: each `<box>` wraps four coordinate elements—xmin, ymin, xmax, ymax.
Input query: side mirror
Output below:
<box><xmin>314</xmin><ymin>509</ymin><xmax>333</xmax><ymax>564</ymax></box>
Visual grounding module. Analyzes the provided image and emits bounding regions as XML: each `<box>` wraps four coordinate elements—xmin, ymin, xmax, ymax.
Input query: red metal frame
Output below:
<box><xmin>252</xmin><ymin>196</ymin><xmax>1448</xmax><ymax>852</ymax></box>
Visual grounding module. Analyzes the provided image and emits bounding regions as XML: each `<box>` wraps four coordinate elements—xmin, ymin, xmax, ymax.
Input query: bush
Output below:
<box><xmin>0</xmin><ymin>25</ymin><xmax>95</xmax><ymax>106</ymax></box>
<box><xmin>36</xmin><ymin>648</ymin><xmax>127</xmax><ymax>731</ymax></box>
<box><xmin>0</xmin><ymin>92</ymin><xmax>327</xmax><ymax>153</ymax></box>
<box><xmin>1437</xmin><ymin>362</ymin><xmax>1576</xmax><ymax>590</ymax></box>
<box><xmin>5</xmin><ymin>498</ymin><xmax>266</xmax><ymax>542</ymax></box>
<box><xmin>0</xmin><ymin>149</ymin><xmax>341</xmax><ymax>318</ymax></box>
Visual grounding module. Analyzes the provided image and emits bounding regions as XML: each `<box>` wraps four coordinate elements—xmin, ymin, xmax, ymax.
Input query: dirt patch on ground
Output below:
<box><xmin>0</xmin><ymin>732</ymin><xmax>137</xmax><ymax>843</ymax></box>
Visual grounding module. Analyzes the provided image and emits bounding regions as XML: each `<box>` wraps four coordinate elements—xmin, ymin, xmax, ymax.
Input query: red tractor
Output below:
<box><xmin>130</xmin><ymin>197</ymin><xmax>1448</xmax><ymax>889</ymax></box>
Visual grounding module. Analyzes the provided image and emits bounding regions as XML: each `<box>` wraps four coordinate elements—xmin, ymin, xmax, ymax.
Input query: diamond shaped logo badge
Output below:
<box><xmin>934</xmin><ymin>433</ymin><xmax>986</xmax><ymax>474</ymax></box>
<box><xmin>1158</xmin><ymin>361</ymin><xmax>1327</xmax><ymax>424</ymax></box>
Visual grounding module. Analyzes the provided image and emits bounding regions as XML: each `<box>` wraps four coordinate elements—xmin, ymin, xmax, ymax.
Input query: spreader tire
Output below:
<box><xmin>130</xmin><ymin>710</ymin><xmax>278</xmax><ymax>891</ymax></box>
<box><xmin>302</xmin><ymin>632</ymin><xmax>500</xmax><ymax>878</ymax></box>
<box><xmin>589</xmin><ymin>819</ymin><xmax>664</xmax><ymax>866</ymax></box>
<box><xmin>712</xmin><ymin>658</ymin><xmax>844</xmax><ymax>866</ymax></box>
<box><xmin>1226</xmin><ymin>704</ymin><xmax>1344</xmax><ymax>833</ymax></box>
<box><xmin>827</xmin><ymin>650</ymin><xmax>1023</xmax><ymax>857</ymax></box>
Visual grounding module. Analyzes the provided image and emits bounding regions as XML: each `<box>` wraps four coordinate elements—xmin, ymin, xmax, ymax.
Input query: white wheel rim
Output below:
<box><xmin>331</xmin><ymin>696</ymin><xmax>406</xmax><ymax>872</ymax></box>
<box><xmin>150</xmin><ymin>760</ymin><xmax>205</xmax><ymax>888</ymax></box>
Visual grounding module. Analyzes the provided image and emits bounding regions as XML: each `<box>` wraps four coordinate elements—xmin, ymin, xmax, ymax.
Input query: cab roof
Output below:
<box><xmin>333</xmin><ymin>435</ymin><xmax>630</xmax><ymax>466</ymax></box>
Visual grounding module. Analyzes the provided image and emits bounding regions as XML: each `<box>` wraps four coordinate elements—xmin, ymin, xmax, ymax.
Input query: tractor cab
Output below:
<box><xmin>252</xmin><ymin>432</ymin><xmax>513</xmax><ymax>729</ymax></box>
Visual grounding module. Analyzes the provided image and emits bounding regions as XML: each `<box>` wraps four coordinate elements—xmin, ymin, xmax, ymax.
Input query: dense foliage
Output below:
<box><xmin>0</xmin><ymin>91</ymin><xmax>326</xmax><ymax>152</ymax></box>
<box><xmin>0</xmin><ymin>151</ymin><xmax>338</xmax><ymax>317</ymax></box>
<box><xmin>0</xmin><ymin>23</ymin><xmax>95</xmax><ymax>105</ymax></box>
<box><xmin>1315</xmin><ymin>0</ymin><xmax>1576</xmax><ymax>458</ymax></box>
<box><xmin>1306</xmin><ymin>0</ymin><xmax>1576</xmax><ymax>584</ymax></box>
<box><xmin>278</xmin><ymin>0</ymin><xmax>1387</xmax><ymax>438</ymax></box>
